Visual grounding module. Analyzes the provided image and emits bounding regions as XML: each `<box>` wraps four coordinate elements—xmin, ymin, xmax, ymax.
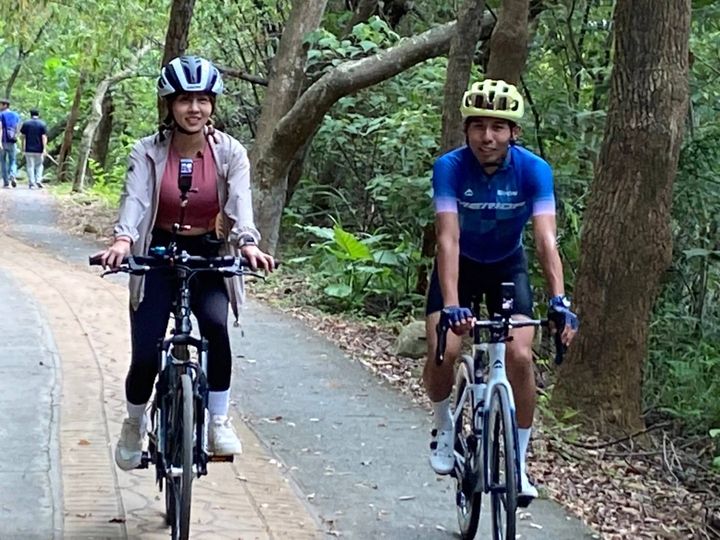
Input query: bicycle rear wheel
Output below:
<box><xmin>166</xmin><ymin>373</ymin><xmax>194</xmax><ymax>540</ymax></box>
<box><xmin>453</xmin><ymin>356</ymin><xmax>482</xmax><ymax>539</ymax></box>
<box><xmin>488</xmin><ymin>385</ymin><xmax>517</xmax><ymax>540</ymax></box>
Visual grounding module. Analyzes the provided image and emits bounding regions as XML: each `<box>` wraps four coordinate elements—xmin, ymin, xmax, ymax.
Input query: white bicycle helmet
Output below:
<box><xmin>460</xmin><ymin>79</ymin><xmax>524</xmax><ymax>122</ymax></box>
<box><xmin>157</xmin><ymin>56</ymin><xmax>224</xmax><ymax>98</ymax></box>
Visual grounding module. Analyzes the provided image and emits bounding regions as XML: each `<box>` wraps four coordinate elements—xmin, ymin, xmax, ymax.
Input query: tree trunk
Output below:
<box><xmin>73</xmin><ymin>45</ymin><xmax>151</xmax><ymax>192</ymax></box>
<box><xmin>551</xmin><ymin>0</ymin><xmax>691</xmax><ymax>434</ymax></box>
<box><xmin>253</xmin><ymin>20</ymin><xmax>473</xmax><ymax>254</ymax></box>
<box><xmin>485</xmin><ymin>0</ymin><xmax>530</xmax><ymax>84</ymax></box>
<box><xmin>252</xmin><ymin>0</ymin><xmax>328</xmax><ymax>155</ymax></box>
<box><xmin>249</xmin><ymin>0</ymin><xmax>328</xmax><ymax>253</ymax></box>
<box><xmin>4</xmin><ymin>19</ymin><xmax>49</xmax><ymax>99</ymax></box>
<box><xmin>383</xmin><ymin>0</ymin><xmax>413</xmax><ymax>29</ymax></box>
<box><xmin>4</xmin><ymin>54</ymin><xmax>26</xmax><ymax>100</ymax></box>
<box><xmin>58</xmin><ymin>74</ymin><xmax>86</xmax><ymax>183</ymax></box>
<box><xmin>285</xmin><ymin>125</ymin><xmax>321</xmax><ymax>205</ymax></box>
<box><xmin>441</xmin><ymin>5</ymin><xmax>490</xmax><ymax>153</ymax></box>
<box><xmin>158</xmin><ymin>0</ymin><xmax>197</xmax><ymax>121</ymax></box>
<box><xmin>91</xmin><ymin>90</ymin><xmax>114</xmax><ymax>169</ymax></box>
<box><xmin>416</xmin><ymin>1</ymin><xmax>491</xmax><ymax>295</ymax></box>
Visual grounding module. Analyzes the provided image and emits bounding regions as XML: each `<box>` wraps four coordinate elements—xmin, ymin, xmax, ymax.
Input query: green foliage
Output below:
<box><xmin>305</xmin><ymin>17</ymin><xmax>400</xmax><ymax>77</ymax></box>
<box><xmin>644</xmin><ymin>122</ymin><xmax>720</xmax><ymax>434</ymax></box>
<box><xmin>283</xmin><ymin>58</ymin><xmax>446</xmax><ymax>318</ymax></box>
<box><xmin>86</xmin><ymin>158</ymin><xmax>125</xmax><ymax>206</ymax></box>
<box><xmin>289</xmin><ymin>223</ymin><xmax>422</xmax><ymax>318</ymax></box>
<box><xmin>711</xmin><ymin>429</ymin><xmax>720</xmax><ymax>469</ymax></box>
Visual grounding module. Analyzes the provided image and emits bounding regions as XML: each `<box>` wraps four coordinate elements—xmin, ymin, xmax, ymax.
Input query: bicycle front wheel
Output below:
<box><xmin>453</xmin><ymin>355</ymin><xmax>482</xmax><ymax>539</ymax></box>
<box><xmin>167</xmin><ymin>373</ymin><xmax>194</xmax><ymax>540</ymax></box>
<box><xmin>487</xmin><ymin>385</ymin><xmax>517</xmax><ymax>540</ymax></box>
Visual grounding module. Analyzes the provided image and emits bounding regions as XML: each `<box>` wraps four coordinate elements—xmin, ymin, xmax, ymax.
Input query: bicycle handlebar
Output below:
<box><xmin>435</xmin><ymin>314</ymin><xmax>566</xmax><ymax>366</ymax></box>
<box><xmin>89</xmin><ymin>253</ymin><xmax>256</xmax><ymax>277</ymax></box>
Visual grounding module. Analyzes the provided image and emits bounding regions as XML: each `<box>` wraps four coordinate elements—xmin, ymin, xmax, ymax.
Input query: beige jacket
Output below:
<box><xmin>113</xmin><ymin>127</ymin><xmax>261</xmax><ymax>319</ymax></box>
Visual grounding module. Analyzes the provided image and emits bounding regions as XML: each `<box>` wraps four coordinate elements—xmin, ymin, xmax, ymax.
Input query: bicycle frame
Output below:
<box><xmin>452</xmin><ymin>320</ymin><xmax>524</xmax><ymax>493</ymax></box>
<box><xmin>150</xmin><ymin>256</ymin><xmax>234</xmax><ymax>484</ymax></box>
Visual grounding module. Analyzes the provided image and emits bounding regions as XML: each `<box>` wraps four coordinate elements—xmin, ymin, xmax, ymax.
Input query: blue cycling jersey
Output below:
<box><xmin>432</xmin><ymin>145</ymin><xmax>555</xmax><ymax>263</ymax></box>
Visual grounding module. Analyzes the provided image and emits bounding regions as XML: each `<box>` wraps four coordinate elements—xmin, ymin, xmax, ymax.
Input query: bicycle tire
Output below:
<box><xmin>164</xmin><ymin>373</ymin><xmax>194</xmax><ymax>540</ymax></box>
<box><xmin>453</xmin><ymin>355</ymin><xmax>482</xmax><ymax>539</ymax></box>
<box><xmin>488</xmin><ymin>385</ymin><xmax>517</xmax><ymax>540</ymax></box>
<box><xmin>162</xmin><ymin>367</ymin><xmax>177</xmax><ymax>528</ymax></box>
<box><xmin>177</xmin><ymin>373</ymin><xmax>194</xmax><ymax>540</ymax></box>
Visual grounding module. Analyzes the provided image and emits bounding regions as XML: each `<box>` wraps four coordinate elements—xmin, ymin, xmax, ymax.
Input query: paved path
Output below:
<box><xmin>0</xmin><ymin>190</ymin><xmax>321</xmax><ymax>540</ymax></box>
<box><xmin>0</xmin><ymin>269</ymin><xmax>62</xmax><ymax>539</ymax></box>
<box><xmin>0</xmin><ymin>188</ymin><xmax>597</xmax><ymax>539</ymax></box>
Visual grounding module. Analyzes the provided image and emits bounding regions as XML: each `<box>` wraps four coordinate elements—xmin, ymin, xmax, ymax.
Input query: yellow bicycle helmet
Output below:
<box><xmin>460</xmin><ymin>79</ymin><xmax>524</xmax><ymax>122</ymax></box>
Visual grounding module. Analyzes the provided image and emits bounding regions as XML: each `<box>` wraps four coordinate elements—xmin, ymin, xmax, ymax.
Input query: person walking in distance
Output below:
<box><xmin>0</xmin><ymin>98</ymin><xmax>21</xmax><ymax>188</ymax></box>
<box><xmin>20</xmin><ymin>108</ymin><xmax>48</xmax><ymax>189</ymax></box>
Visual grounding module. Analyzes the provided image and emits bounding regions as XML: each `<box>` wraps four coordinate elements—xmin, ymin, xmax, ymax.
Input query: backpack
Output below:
<box><xmin>1</xmin><ymin>113</ymin><xmax>17</xmax><ymax>143</ymax></box>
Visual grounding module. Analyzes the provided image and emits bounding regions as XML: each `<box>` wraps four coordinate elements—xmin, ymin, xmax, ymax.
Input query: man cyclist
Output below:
<box><xmin>423</xmin><ymin>79</ymin><xmax>579</xmax><ymax>501</ymax></box>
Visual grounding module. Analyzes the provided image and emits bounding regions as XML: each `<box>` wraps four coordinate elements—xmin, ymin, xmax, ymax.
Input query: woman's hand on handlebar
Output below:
<box><xmin>240</xmin><ymin>244</ymin><xmax>275</xmax><ymax>273</ymax></box>
<box><xmin>93</xmin><ymin>237</ymin><xmax>131</xmax><ymax>269</ymax></box>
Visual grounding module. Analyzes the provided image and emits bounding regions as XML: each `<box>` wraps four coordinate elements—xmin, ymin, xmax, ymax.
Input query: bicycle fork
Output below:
<box><xmin>481</xmin><ymin>341</ymin><xmax>522</xmax><ymax>495</ymax></box>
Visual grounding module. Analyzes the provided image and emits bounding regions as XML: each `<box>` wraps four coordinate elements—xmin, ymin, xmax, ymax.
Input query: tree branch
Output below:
<box><xmin>73</xmin><ymin>44</ymin><xmax>152</xmax><ymax>192</ymax></box>
<box><xmin>269</xmin><ymin>21</ymin><xmax>460</xmax><ymax>164</ymax></box>
<box><xmin>216</xmin><ymin>65</ymin><xmax>268</xmax><ymax>86</ymax></box>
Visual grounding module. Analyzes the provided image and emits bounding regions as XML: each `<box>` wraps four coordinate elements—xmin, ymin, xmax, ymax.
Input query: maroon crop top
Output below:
<box><xmin>156</xmin><ymin>142</ymin><xmax>220</xmax><ymax>230</ymax></box>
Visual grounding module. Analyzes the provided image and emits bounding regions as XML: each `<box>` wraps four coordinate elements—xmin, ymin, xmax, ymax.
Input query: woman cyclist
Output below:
<box><xmin>96</xmin><ymin>55</ymin><xmax>274</xmax><ymax>470</ymax></box>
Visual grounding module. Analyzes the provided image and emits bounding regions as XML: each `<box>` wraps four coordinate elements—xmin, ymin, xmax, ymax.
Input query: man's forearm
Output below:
<box><xmin>537</xmin><ymin>240</ymin><xmax>565</xmax><ymax>297</ymax></box>
<box><xmin>437</xmin><ymin>240</ymin><xmax>460</xmax><ymax>306</ymax></box>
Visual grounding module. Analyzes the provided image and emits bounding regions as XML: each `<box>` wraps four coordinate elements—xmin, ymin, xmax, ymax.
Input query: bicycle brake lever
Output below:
<box><xmin>242</xmin><ymin>271</ymin><xmax>267</xmax><ymax>280</ymax></box>
<box><xmin>435</xmin><ymin>318</ymin><xmax>448</xmax><ymax>366</ymax></box>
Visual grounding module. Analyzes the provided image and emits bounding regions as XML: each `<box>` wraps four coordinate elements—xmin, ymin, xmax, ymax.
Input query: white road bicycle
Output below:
<box><xmin>435</xmin><ymin>282</ymin><xmax>565</xmax><ymax>539</ymax></box>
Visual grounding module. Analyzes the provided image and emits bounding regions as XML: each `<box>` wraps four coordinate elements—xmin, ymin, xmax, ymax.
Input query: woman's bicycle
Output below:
<box><xmin>90</xmin><ymin>249</ymin><xmax>259</xmax><ymax>540</ymax></box>
<box><xmin>435</xmin><ymin>282</ymin><xmax>565</xmax><ymax>540</ymax></box>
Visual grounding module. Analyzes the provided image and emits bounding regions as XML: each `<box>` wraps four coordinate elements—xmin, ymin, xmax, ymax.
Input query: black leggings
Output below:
<box><xmin>126</xmin><ymin>231</ymin><xmax>232</xmax><ymax>405</ymax></box>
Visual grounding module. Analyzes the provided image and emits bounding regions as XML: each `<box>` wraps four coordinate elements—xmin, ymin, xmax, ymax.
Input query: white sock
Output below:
<box><xmin>518</xmin><ymin>427</ymin><xmax>532</xmax><ymax>472</ymax></box>
<box><xmin>431</xmin><ymin>396</ymin><xmax>453</xmax><ymax>431</ymax></box>
<box><xmin>208</xmin><ymin>390</ymin><xmax>230</xmax><ymax>417</ymax></box>
<box><xmin>127</xmin><ymin>401</ymin><xmax>147</xmax><ymax>419</ymax></box>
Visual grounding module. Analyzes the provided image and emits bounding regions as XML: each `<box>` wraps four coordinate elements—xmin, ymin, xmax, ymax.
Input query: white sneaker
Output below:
<box><xmin>208</xmin><ymin>415</ymin><xmax>242</xmax><ymax>455</ymax></box>
<box><xmin>429</xmin><ymin>428</ymin><xmax>455</xmax><ymax>475</ymax></box>
<box><xmin>115</xmin><ymin>416</ymin><xmax>146</xmax><ymax>471</ymax></box>
<box><xmin>519</xmin><ymin>468</ymin><xmax>539</xmax><ymax>501</ymax></box>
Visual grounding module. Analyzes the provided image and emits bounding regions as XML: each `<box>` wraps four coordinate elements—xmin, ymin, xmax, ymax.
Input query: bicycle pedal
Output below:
<box><xmin>136</xmin><ymin>451</ymin><xmax>151</xmax><ymax>469</ymax></box>
<box><xmin>208</xmin><ymin>454</ymin><xmax>234</xmax><ymax>463</ymax></box>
